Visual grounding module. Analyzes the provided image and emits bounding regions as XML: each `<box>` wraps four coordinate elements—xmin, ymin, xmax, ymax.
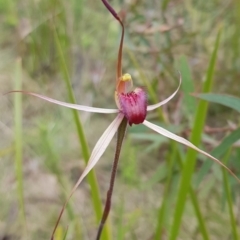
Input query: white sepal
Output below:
<box><xmin>147</xmin><ymin>73</ymin><xmax>181</xmax><ymax>111</ymax></box>
<box><xmin>8</xmin><ymin>91</ymin><xmax>119</xmax><ymax>113</ymax></box>
<box><xmin>143</xmin><ymin>120</ymin><xmax>240</xmax><ymax>184</ymax></box>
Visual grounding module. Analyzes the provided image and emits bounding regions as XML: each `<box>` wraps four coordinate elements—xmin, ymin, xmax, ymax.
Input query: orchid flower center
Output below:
<box><xmin>115</xmin><ymin>73</ymin><xmax>147</xmax><ymax>126</ymax></box>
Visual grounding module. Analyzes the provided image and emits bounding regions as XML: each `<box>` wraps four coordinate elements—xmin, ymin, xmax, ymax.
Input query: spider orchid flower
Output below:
<box><xmin>8</xmin><ymin>70</ymin><xmax>240</xmax><ymax>240</ymax></box>
<box><xmin>8</xmin><ymin>68</ymin><xmax>240</xmax><ymax>240</ymax></box>
<box><xmin>8</xmin><ymin>73</ymin><xmax>239</xmax><ymax>186</ymax></box>
<box><xmin>8</xmin><ymin>0</ymin><xmax>239</xmax><ymax>189</ymax></box>
<box><xmin>7</xmin><ymin>0</ymin><xmax>240</xmax><ymax>239</ymax></box>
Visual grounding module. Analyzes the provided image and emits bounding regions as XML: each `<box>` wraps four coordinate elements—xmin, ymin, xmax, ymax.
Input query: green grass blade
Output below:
<box><xmin>222</xmin><ymin>149</ymin><xmax>239</xmax><ymax>240</ymax></box>
<box><xmin>55</xmin><ymin>225</ymin><xmax>69</xmax><ymax>240</ymax></box>
<box><xmin>194</xmin><ymin>93</ymin><xmax>240</xmax><ymax>113</ymax></box>
<box><xmin>154</xmin><ymin>142</ymin><xmax>177</xmax><ymax>240</ymax></box>
<box><xmin>175</xmin><ymin>151</ymin><xmax>210</xmax><ymax>240</ymax></box>
<box><xmin>232</xmin><ymin>0</ymin><xmax>240</xmax><ymax>68</ymax></box>
<box><xmin>41</xmin><ymin>128</ymin><xmax>82</xmax><ymax>238</ymax></box>
<box><xmin>54</xmin><ymin>27</ymin><xmax>111</xmax><ymax>240</ymax></box>
<box><xmin>177</xmin><ymin>56</ymin><xmax>210</xmax><ymax>240</ymax></box>
<box><xmin>161</xmin><ymin>0</ymin><xmax>171</xmax><ymax>11</ymax></box>
<box><xmin>62</xmin><ymin>227</ymin><xmax>69</xmax><ymax>240</ymax></box>
<box><xmin>178</xmin><ymin>55</ymin><xmax>196</xmax><ymax>120</ymax></box>
<box><xmin>129</xmin><ymin>46</ymin><xmax>210</xmax><ymax>240</ymax></box>
<box><xmin>196</xmin><ymin>127</ymin><xmax>240</xmax><ymax>186</ymax></box>
<box><xmin>169</xmin><ymin>29</ymin><xmax>222</xmax><ymax>240</ymax></box>
<box><xmin>188</xmin><ymin>189</ymin><xmax>209</xmax><ymax>239</ymax></box>
<box><xmin>14</xmin><ymin>58</ymin><xmax>26</xmax><ymax>232</ymax></box>
<box><xmin>116</xmin><ymin>198</ymin><xmax>124</xmax><ymax>240</ymax></box>
<box><xmin>154</xmin><ymin>55</ymin><xmax>209</xmax><ymax>240</ymax></box>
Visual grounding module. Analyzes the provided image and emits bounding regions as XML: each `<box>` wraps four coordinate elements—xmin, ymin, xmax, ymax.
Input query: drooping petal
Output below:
<box><xmin>51</xmin><ymin>113</ymin><xmax>124</xmax><ymax>239</ymax></box>
<box><xmin>7</xmin><ymin>91</ymin><xmax>119</xmax><ymax>114</ymax></box>
<box><xmin>69</xmin><ymin>113</ymin><xmax>124</xmax><ymax>194</ymax></box>
<box><xmin>118</xmin><ymin>88</ymin><xmax>147</xmax><ymax>126</ymax></box>
<box><xmin>143</xmin><ymin>120</ymin><xmax>240</xmax><ymax>184</ymax></box>
<box><xmin>147</xmin><ymin>73</ymin><xmax>182</xmax><ymax>111</ymax></box>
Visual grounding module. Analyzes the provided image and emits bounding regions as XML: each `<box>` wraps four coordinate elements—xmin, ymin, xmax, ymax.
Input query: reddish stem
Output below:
<box><xmin>96</xmin><ymin>117</ymin><xmax>128</xmax><ymax>240</ymax></box>
<box><xmin>101</xmin><ymin>0</ymin><xmax>125</xmax><ymax>79</ymax></box>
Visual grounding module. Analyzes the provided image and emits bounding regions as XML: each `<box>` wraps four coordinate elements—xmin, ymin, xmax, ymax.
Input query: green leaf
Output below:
<box><xmin>196</xmin><ymin>127</ymin><xmax>240</xmax><ymax>186</ymax></box>
<box><xmin>222</xmin><ymin>150</ymin><xmax>239</xmax><ymax>240</ymax></box>
<box><xmin>178</xmin><ymin>55</ymin><xmax>196</xmax><ymax>120</ymax></box>
<box><xmin>169</xmin><ymin>29</ymin><xmax>222</xmax><ymax>240</ymax></box>
<box><xmin>194</xmin><ymin>93</ymin><xmax>240</xmax><ymax>113</ymax></box>
<box><xmin>54</xmin><ymin>27</ymin><xmax>111</xmax><ymax>240</ymax></box>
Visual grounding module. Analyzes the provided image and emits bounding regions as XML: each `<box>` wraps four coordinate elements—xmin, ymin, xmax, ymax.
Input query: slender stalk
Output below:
<box><xmin>222</xmin><ymin>149</ymin><xmax>239</xmax><ymax>240</ymax></box>
<box><xmin>96</xmin><ymin>117</ymin><xmax>128</xmax><ymax>240</ymax></box>
<box><xmin>169</xmin><ymin>30</ymin><xmax>221</xmax><ymax>240</ymax></box>
<box><xmin>14</xmin><ymin>58</ymin><xmax>26</xmax><ymax>233</ymax></box>
<box><xmin>154</xmin><ymin>142</ymin><xmax>177</xmax><ymax>240</ymax></box>
<box><xmin>42</xmin><ymin>131</ymin><xmax>82</xmax><ymax>238</ymax></box>
<box><xmin>128</xmin><ymin>51</ymin><xmax>210</xmax><ymax>239</ymax></box>
<box><xmin>101</xmin><ymin>0</ymin><xmax>124</xmax><ymax>79</ymax></box>
<box><xmin>52</xmin><ymin>27</ymin><xmax>110</xmax><ymax>239</ymax></box>
<box><xmin>96</xmin><ymin>2</ymin><xmax>127</xmax><ymax>239</ymax></box>
<box><xmin>176</xmin><ymin>151</ymin><xmax>210</xmax><ymax>240</ymax></box>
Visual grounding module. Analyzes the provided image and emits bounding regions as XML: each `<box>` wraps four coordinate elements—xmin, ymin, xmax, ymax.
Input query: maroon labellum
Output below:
<box><xmin>118</xmin><ymin>88</ymin><xmax>147</xmax><ymax>126</ymax></box>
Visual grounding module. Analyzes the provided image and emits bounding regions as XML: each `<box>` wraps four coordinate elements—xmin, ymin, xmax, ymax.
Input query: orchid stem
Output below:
<box><xmin>96</xmin><ymin>117</ymin><xmax>128</xmax><ymax>240</ymax></box>
<box><xmin>52</xmin><ymin>25</ymin><xmax>110</xmax><ymax>240</ymax></box>
<box><xmin>101</xmin><ymin>0</ymin><xmax>124</xmax><ymax>79</ymax></box>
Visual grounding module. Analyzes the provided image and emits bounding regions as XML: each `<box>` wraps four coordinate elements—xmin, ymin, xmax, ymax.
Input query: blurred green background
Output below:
<box><xmin>0</xmin><ymin>0</ymin><xmax>240</xmax><ymax>239</ymax></box>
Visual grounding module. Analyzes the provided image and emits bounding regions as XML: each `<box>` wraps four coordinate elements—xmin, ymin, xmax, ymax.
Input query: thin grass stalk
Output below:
<box><xmin>196</xmin><ymin>128</ymin><xmax>240</xmax><ymax>186</ymax></box>
<box><xmin>53</xmin><ymin>26</ymin><xmax>111</xmax><ymax>239</ymax></box>
<box><xmin>155</xmin><ymin>144</ymin><xmax>210</xmax><ymax>239</ymax></box>
<box><xmin>169</xmin><ymin>29</ymin><xmax>222</xmax><ymax>240</ymax></box>
<box><xmin>175</xmin><ymin>151</ymin><xmax>210</xmax><ymax>240</ymax></box>
<box><xmin>222</xmin><ymin>149</ymin><xmax>239</xmax><ymax>240</ymax></box>
<box><xmin>54</xmin><ymin>226</ymin><xmax>69</xmax><ymax>240</ymax></box>
<box><xmin>127</xmin><ymin>50</ymin><xmax>210</xmax><ymax>240</ymax></box>
<box><xmin>62</xmin><ymin>227</ymin><xmax>69</xmax><ymax>240</ymax></box>
<box><xmin>55</xmin><ymin>226</ymin><xmax>63</xmax><ymax>240</ymax></box>
<box><xmin>154</xmin><ymin>142</ymin><xmax>177</xmax><ymax>240</ymax></box>
<box><xmin>14</xmin><ymin>58</ymin><xmax>26</xmax><ymax>232</ymax></box>
<box><xmin>160</xmin><ymin>6</ymin><xmax>174</xmax><ymax>63</ymax></box>
<box><xmin>161</xmin><ymin>0</ymin><xmax>171</xmax><ymax>11</ymax></box>
<box><xmin>43</xmin><ymin>133</ymin><xmax>82</xmax><ymax>237</ymax></box>
<box><xmin>116</xmin><ymin>198</ymin><xmax>124</xmax><ymax>240</ymax></box>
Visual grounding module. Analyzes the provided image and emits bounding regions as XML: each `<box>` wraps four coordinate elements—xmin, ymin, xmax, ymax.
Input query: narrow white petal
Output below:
<box><xmin>67</xmin><ymin>113</ymin><xmax>124</xmax><ymax>198</ymax></box>
<box><xmin>50</xmin><ymin>113</ymin><xmax>124</xmax><ymax>237</ymax></box>
<box><xmin>147</xmin><ymin>73</ymin><xmax>182</xmax><ymax>111</ymax></box>
<box><xmin>8</xmin><ymin>91</ymin><xmax>119</xmax><ymax>113</ymax></box>
<box><xmin>143</xmin><ymin>120</ymin><xmax>240</xmax><ymax>184</ymax></box>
